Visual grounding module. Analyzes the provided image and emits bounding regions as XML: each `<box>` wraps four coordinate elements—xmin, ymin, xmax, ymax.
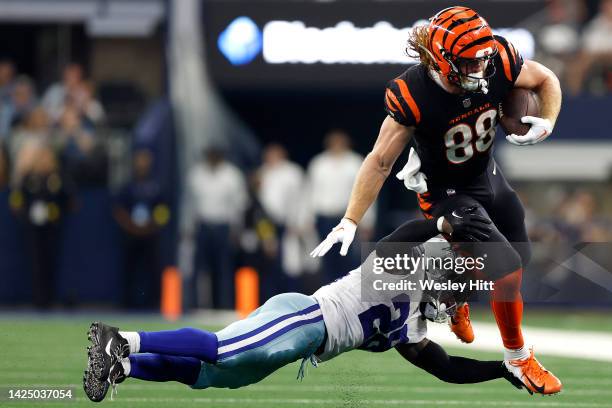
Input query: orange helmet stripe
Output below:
<box><xmin>449</xmin><ymin>24</ymin><xmax>486</xmax><ymax>55</ymax></box>
<box><xmin>429</xmin><ymin>7</ymin><xmax>472</xmax><ymax>47</ymax></box>
<box><xmin>394</xmin><ymin>79</ymin><xmax>421</xmax><ymax>124</ymax></box>
<box><xmin>432</xmin><ymin>7</ymin><xmax>471</xmax><ymax>27</ymax></box>
<box><xmin>429</xmin><ymin>11</ymin><xmax>480</xmax><ymax>72</ymax></box>
<box><xmin>427</xmin><ymin>6</ymin><xmax>499</xmax><ymax>80</ymax></box>
<box><xmin>431</xmin><ymin>10</ymin><xmax>476</xmax><ymax>41</ymax></box>
<box><xmin>441</xmin><ymin>12</ymin><xmax>480</xmax><ymax>50</ymax></box>
<box><xmin>457</xmin><ymin>36</ymin><xmax>496</xmax><ymax>57</ymax></box>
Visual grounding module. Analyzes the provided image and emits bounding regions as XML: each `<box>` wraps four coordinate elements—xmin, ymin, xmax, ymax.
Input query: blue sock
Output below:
<box><xmin>138</xmin><ymin>328</ymin><xmax>218</xmax><ymax>363</ymax></box>
<box><xmin>128</xmin><ymin>354</ymin><xmax>201</xmax><ymax>385</ymax></box>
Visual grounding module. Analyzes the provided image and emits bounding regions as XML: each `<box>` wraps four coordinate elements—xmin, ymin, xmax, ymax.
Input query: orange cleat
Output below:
<box><xmin>449</xmin><ymin>302</ymin><xmax>474</xmax><ymax>343</ymax></box>
<box><xmin>505</xmin><ymin>349</ymin><xmax>563</xmax><ymax>395</ymax></box>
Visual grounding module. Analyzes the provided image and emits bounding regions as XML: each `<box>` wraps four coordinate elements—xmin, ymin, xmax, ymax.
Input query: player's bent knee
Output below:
<box><xmin>512</xmin><ymin>241</ymin><xmax>531</xmax><ymax>268</ymax></box>
<box><xmin>484</xmin><ymin>241</ymin><xmax>522</xmax><ymax>281</ymax></box>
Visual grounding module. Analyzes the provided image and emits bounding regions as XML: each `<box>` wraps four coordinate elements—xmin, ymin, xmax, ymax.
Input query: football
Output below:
<box><xmin>499</xmin><ymin>88</ymin><xmax>540</xmax><ymax>136</ymax></box>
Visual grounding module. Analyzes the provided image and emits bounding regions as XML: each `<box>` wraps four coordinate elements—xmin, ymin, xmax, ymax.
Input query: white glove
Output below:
<box><xmin>506</xmin><ymin>116</ymin><xmax>553</xmax><ymax>146</ymax></box>
<box><xmin>396</xmin><ymin>147</ymin><xmax>428</xmax><ymax>193</ymax></box>
<box><xmin>310</xmin><ymin>218</ymin><xmax>357</xmax><ymax>257</ymax></box>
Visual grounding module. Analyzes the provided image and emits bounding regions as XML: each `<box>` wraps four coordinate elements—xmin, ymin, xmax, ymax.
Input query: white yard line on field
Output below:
<box><xmin>91</xmin><ymin>397</ymin><xmax>612</xmax><ymax>407</ymax></box>
<box><xmin>114</xmin><ymin>384</ymin><xmax>612</xmax><ymax>396</ymax></box>
<box><xmin>187</xmin><ymin>310</ymin><xmax>612</xmax><ymax>362</ymax></box>
<box><xmin>426</xmin><ymin>322</ymin><xmax>612</xmax><ymax>362</ymax></box>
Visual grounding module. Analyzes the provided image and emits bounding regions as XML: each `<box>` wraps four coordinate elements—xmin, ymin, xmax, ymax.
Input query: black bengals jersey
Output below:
<box><xmin>384</xmin><ymin>35</ymin><xmax>523</xmax><ymax>188</ymax></box>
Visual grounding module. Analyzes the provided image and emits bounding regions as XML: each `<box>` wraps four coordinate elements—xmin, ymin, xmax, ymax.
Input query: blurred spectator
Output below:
<box><xmin>557</xmin><ymin>189</ymin><xmax>611</xmax><ymax>241</ymax></box>
<box><xmin>257</xmin><ymin>144</ymin><xmax>304</xmax><ymax>230</ymax></box>
<box><xmin>566</xmin><ymin>0</ymin><xmax>612</xmax><ymax>94</ymax></box>
<box><xmin>55</xmin><ymin>105</ymin><xmax>107</xmax><ymax>187</ymax></box>
<box><xmin>521</xmin><ymin>185</ymin><xmax>612</xmax><ymax>244</ymax></box>
<box><xmin>307</xmin><ymin>129</ymin><xmax>376</xmax><ymax>282</ymax></box>
<box><xmin>76</xmin><ymin>80</ymin><xmax>106</xmax><ymax>126</ymax></box>
<box><xmin>0</xmin><ymin>144</ymin><xmax>12</xmax><ymax>262</ymax></box>
<box><xmin>582</xmin><ymin>0</ymin><xmax>612</xmax><ymax>53</ymax></box>
<box><xmin>56</xmin><ymin>106</ymin><xmax>95</xmax><ymax>157</ymax></box>
<box><xmin>536</xmin><ymin>0</ymin><xmax>585</xmax><ymax>80</ymax></box>
<box><xmin>10</xmin><ymin>146</ymin><xmax>68</xmax><ymax>308</ymax></box>
<box><xmin>0</xmin><ymin>76</ymin><xmax>37</xmax><ymax>138</ymax></box>
<box><xmin>113</xmin><ymin>149</ymin><xmax>169</xmax><ymax>309</ymax></box>
<box><xmin>10</xmin><ymin>107</ymin><xmax>53</xmax><ymax>185</ymax></box>
<box><xmin>189</xmin><ymin>148</ymin><xmax>248</xmax><ymax>309</ymax></box>
<box><xmin>255</xmin><ymin>143</ymin><xmax>305</xmax><ymax>293</ymax></box>
<box><xmin>0</xmin><ymin>57</ymin><xmax>15</xmax><ymax>104</ymax></box>
<box><xmin>0</xmin><ymin>143</ymin><xmax>8</xmax><ymax>191</ymax></box>
<box><xmin>42</xmin><ymin>63</ymin><xmax>85</xmax><ymax>122</ymax></box>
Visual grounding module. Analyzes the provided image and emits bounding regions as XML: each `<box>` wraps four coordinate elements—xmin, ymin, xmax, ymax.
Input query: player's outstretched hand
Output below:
<box><xmin>310</xmin><ymin>218</ymin><xmax>357</xmax><ymax>257</ymax></box>
<box><xmin>444</xmin><ymin>206</ymin><xmax>492</xmax><ymax>242</ymax></box>
<box><xmin>506</xmin><ymin>116</ymin><xmax>552</xmax><ymax>146</ymax></box>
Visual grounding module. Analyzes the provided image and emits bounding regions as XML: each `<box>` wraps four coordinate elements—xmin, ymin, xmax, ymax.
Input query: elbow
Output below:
<box><xmin>365</xmin><ymin>151</ymin><xmax>393</xmax><ymax>178</ymax></box>
<box><xmin>537</xmin><ymin>67</ymin><xmax>561</xmax><ymax>94</ymax></box>
<box><xmin>545</xmin><ymin>72</ymin><xmax>561</xmax><ymax>94</ymax></box>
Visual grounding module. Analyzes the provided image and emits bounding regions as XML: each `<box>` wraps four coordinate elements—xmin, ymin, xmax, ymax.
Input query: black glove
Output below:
<box><xmin>444</xmin><ymin>206</ymin><xmax>492</xmax><ymax>242</ymax></box>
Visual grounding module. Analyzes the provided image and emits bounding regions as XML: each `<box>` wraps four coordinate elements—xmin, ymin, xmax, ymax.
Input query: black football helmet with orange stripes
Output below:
<box><xmin>426</xmin><ymin>6</ymin><xmax>498</xmax><ymax>93</ymax></box>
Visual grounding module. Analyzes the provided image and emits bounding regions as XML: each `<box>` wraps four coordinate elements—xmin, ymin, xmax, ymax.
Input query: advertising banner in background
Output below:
<box><xmin>202</xmin><ymin>0</ymin><xmax>545</xmax><ymax>89</ymax></box>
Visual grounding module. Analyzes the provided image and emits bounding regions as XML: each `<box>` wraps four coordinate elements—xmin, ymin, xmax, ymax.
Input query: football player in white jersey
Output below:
<box><xmin>84</xmin><ymin>207</ymin><xmax>525</xmax><ymax>402</ymax></box>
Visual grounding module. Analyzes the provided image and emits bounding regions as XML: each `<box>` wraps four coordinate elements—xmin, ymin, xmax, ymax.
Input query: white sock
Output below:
<box><xmin>504</xmin><ymin>346</ymin><xmax>530</xmax><ymax>361</ymax></box>
<box><xmin>121</xmin><ymin>357</ymin><xmax>131</xmax><ymax>377</ymax></box>
<box><xmin>119</xmin><ymin>331</ymin><xmax>140</xmax><ymax>354</ymax></box>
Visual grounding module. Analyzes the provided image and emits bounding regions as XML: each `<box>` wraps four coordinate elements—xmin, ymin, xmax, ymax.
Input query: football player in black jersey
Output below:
<box><xmin>311</xmin><ymin>6</ymin><xmax>562</xmax><ymax>395</ymax></box>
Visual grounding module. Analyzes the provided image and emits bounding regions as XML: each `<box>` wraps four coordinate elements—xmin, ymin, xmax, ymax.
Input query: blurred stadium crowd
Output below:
<box><xmin>0</xmin><ymin>61</ymin><xmax>110</xmax><ymax>307</ymax></box>
<box><xmin>0</xmin><ymin>0</ymin><xmax>611</xmax><ymax>311</ymax></box>
<box><xmin>536</xmin><ymin>0</ymin><xmax>612</xmax><ymax>95</ymax></box>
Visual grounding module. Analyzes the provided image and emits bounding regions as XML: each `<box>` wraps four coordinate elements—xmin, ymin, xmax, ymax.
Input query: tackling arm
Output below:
<box><xmin>396</xmin><ymin>339</ymin><xmax>523</xmax><ymax>388</ymax></box>
<box><xmin>375</xmin><ymin>206</ymin><xmax>492</xmax><ymax>255</ymax></box>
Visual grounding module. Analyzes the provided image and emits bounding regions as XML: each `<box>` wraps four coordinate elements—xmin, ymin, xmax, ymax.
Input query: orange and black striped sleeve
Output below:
<box><xmin>384</xmin><ymin>77</ymin><xmax>421</xmax><ymax>127</ymax></box>
<box><xmin>494</xmin><ymin>35</ymin><xmax>523</xmax><ymax>85</ymax></box>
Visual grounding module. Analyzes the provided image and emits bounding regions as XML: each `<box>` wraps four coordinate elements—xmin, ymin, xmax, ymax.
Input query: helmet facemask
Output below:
<box><xmin>419</xmin><ymin>292</ymin><xmax>458</xmax><ymax>324</ymax></box>
<box><xmin>419</xmin><ymin>242</ymin><xmax>464</xmax><ymax>324</ymax></box>
<box><xmin>443</xmin><ymin>50</ymin><xmax>497</xmax><ymax>94</ymax></box>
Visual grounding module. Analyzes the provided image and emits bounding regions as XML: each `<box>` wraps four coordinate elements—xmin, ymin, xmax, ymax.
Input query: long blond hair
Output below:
<box><xmin>406</xmin><ymin>25</ymin><xmax>437</xmax><ymax>71</ymax></box>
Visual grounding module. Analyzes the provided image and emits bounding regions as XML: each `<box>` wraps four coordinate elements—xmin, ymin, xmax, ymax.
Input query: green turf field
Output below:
<box><xmin>1</xmin><ymin>315</ymin><xmax>611</xmax><ymax>408</ymax></box>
